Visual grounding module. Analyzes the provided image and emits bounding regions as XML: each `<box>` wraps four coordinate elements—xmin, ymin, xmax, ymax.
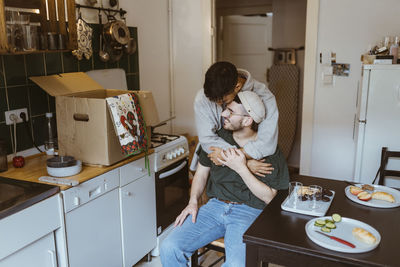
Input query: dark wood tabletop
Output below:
<box><xmin>243</xmin><ymin>175</ymin><xmax>400</xmax><ymax>267</ymax></box>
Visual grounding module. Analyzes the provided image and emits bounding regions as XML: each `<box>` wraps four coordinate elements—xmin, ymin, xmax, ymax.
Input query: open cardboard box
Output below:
<box><xmin>30</xmin><ymin>72</ymin><xmax>160</xmax><ymax>166</ymax></box>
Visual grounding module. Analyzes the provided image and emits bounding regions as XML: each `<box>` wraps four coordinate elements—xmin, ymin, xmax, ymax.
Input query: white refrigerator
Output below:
<box><xmin>354</xmin><ymin>65</ymin><xmax>400</xmax><ymax>187</ymax></box>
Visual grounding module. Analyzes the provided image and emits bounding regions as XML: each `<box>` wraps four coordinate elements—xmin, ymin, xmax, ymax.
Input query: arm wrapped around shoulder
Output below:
<box><xmin>352</xmin><ymin>227</ymin><xmax>376</xmax><ymax>245</ymax></box>
<box><xmin>371</xmin><ymin>191</ymin><xmax>395</xmax><ymax>203</ymax></box>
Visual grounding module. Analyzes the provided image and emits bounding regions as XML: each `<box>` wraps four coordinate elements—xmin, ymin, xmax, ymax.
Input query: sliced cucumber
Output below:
<box><xmin>325</xmin><ymin>219</ymin><xmax>334</xmax><ymax>224</ymax></box>
<box><xmin>321</xmin><ymin>227</ymin><xmax>331</xmax><ymax>233</ymax></box>
<box><xmin>316</xmin><ymin>219</ymin><xmax>326</xmax><ymax>226</ymax></box>
<box><xmin>314</xmin><ymin>222</ymin><xmax>325</xmax><ymax>227</ymax></box>
<box><xmin>325</xmin><ymin>222</ymin><xmax>336</xmax><ymax>229</ymax></box>
<box><xmin>332</xmin><ymin>213</ymin><xmax>342</xmax><ymax>223</ymax></box>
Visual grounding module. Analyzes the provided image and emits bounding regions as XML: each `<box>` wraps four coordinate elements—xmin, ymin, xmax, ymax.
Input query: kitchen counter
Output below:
<box><xmin>0</xmin><ymin>176</ymin><xmax>59</xmax><ymax>220</ymax></box>
<box><xmin>0</xmin><ymin>149</ymin><xmax>154</xmax><ymax>191</ymax></box>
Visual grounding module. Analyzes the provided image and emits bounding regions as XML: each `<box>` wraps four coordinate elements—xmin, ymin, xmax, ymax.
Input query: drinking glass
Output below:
<box><xmin>308</xmin><ymin>185</ymin><xmax>322</xmax><ymax>210</ymax></box>
<box><xmin>288</xmin><ymin>181</ymin><xmax>302</xmax><ymax>207</ymax></box>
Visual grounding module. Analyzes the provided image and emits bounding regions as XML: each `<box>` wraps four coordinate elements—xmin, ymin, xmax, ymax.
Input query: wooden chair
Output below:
<box><xmin>377</xmin><ymin>147</ymin><xmax>400</xmax><ymax>186</ymax></box>
<box><xmin>191</xmin><ymin>237</ymin><xmax>225</xmax><ymax>267</ymax></box>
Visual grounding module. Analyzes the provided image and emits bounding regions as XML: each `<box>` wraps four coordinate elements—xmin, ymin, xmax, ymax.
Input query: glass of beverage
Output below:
<box><xmin>288</xmin><ymin>181</ymin><xmax>303</xmax><ymax>207</ymax></box>
<box><xmin>308</xmin><ymin>185</ymin><xmax>322</xmax><ymax>210</ymax></box>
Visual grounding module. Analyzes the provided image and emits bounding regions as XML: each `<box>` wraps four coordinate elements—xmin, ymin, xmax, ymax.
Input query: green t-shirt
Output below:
<box><xmin>199</xmin><ymin>128</ymin><xmax>289</xmax><ymax>209</ymax></box>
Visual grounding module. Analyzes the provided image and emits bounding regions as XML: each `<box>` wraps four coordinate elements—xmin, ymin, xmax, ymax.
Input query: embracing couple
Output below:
<box><xmin>161</xmin><ymin>61</ymin><xmax>289</xmax><ymax>267</ymax></box>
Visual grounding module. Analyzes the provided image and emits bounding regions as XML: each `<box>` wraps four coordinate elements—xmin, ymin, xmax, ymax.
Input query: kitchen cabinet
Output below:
<box><xmin>0</xmin><ymin>0</ymin><xmax>77</xmax><ymax>53</ymax></box>
<box><xmin>62</xmin><ymin>169</ymin><xmax>123</xmax><ymax>267</ymax></box>
<box><xmin>0</xmin><ymin>232</ymin><xmax>57</xmax><ymax>267</ymax></box>
<box><xmin>0</xmin><ymin>194</ymin><xmax>62</xmax><ymax>267</ymax></box>
<box><xmin>119</xmin><ymin>157</ymin><xmax>156</xmax><ymax>266</ymax></box>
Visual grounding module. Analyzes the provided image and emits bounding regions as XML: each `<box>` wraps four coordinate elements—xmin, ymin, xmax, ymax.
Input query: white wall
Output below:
<box><xmin>170</xmin><ymin>0</ymin><xmax>212</xmax><ymax>136</ymax></box>
<box><xmin>272</xmin><ymin>0</ymin><xmax>307</xmax><ymax>168</ymax></box>
<box><xmin>301</xmin><ymin>0</ymin><xmax>400</xmax><ymax>179</ymax></box>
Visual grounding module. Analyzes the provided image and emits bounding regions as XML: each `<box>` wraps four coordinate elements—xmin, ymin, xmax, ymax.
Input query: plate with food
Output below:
<box><xmin>305</xmin><ymin>214</ymin><xmax>381</xmax><ymax>253</ymax></box>
<box><xmin>345</xmin><ymin>184</ymin><xmax>400</xmax><ymax>208</ymax></box>
<box><xmin>281</xmin><ymin>185</ymin><xmax>335</xmax><ymax>216</ymax></box>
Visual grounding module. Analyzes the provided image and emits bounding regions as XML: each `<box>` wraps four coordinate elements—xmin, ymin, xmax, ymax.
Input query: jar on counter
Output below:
<box><xmin>0</xmin><ymin>138</ymin><xmax>8</xmax><ymax>172</ymax></box>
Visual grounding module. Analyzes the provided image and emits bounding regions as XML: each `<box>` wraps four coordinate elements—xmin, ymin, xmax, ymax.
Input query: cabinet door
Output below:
<box><xmin>0</xmin><ymin>232</ymin><xmax>57</xmax><ymax>267</ymax></box>
<box><xmin>65</xmin><ymin>188</ymin><xmax>123</xmax><ymax>267</ymax></box>
<box><xmin>120</xmin><ymin>174</ymin><xmax>157</xmax><ymax>267</ymax></box>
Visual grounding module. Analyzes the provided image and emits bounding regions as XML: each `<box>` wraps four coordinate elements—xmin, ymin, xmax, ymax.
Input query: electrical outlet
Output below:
<box><xmin>5</xmin><ymin>108</ymin><xmax>29</xmax><ymax>125</ymax></box>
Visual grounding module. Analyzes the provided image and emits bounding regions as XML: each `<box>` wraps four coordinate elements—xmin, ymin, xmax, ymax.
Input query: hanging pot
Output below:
<box><xmin>124</xmin><ymin>37</ymin><xmax>137</xmax><ymax>55</ymax></box>
<box><xmin>103</xmin><ymin>19</ymin><xmax>130</xmax><ymax>46</ymax></box>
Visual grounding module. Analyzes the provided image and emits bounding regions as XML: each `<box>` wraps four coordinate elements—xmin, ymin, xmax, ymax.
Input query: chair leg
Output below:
<box><xmin>191</xmin><ymin>249</ymin><xmax>199</xmax><ymax>267</ymax></box>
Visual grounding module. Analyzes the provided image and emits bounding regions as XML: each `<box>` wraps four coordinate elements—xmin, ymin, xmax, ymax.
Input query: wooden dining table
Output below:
<box><xmin>243</xmin><ymin>175</ymin><xmax>400</xmax><ymax>267</ymax></box>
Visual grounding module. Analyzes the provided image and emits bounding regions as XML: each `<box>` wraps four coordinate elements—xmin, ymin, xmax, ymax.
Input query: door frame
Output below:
<box><xmin>300</xmin><ymin>0</ymin><xmax>319</xmax><ymax>175</ymax></box>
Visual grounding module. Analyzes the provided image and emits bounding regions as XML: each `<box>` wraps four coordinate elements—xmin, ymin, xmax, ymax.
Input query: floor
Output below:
<box><xmin>135</xmin><ymin>251</ymin><xmax>224</xmax><ymax>267</ymax></box>
<box><xmin>135</xmin><ymin>253</ymin><xmax>283</xmax><ymax>267</ymax></box>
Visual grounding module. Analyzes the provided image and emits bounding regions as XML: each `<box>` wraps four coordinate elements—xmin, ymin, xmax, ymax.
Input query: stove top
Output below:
<box><xmin>150</xmin><ymin>133</ymin><xmax>189</xmax><ymax>171</ymax></box>
<box><xmin>151</xmin><ymin>133</ymin><xmax>180</xmax><ymax>149</ymax></box>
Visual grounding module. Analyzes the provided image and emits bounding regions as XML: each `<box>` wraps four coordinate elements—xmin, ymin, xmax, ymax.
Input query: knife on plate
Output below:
<box><xmin>314</xmin><ymin>230</ymin><xmax>356</xmax><ymax>248</ymax></box>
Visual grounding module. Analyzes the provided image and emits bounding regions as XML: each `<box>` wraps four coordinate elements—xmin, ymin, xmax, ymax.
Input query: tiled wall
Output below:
<box><xmin>0</xmin><ymin>25</ymin><xmax>139</xmax><ymax>155</ymax></box>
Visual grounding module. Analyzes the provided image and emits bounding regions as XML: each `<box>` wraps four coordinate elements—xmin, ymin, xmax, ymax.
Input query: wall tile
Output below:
<box><xmin>0</xmin><ymin>123</ymin><xmax>12</xmax><ymax>154</ymax></box>
<box><xmin>4</xmin><ymin>55</ymin><xmax>26</xmax><ymax>86</ymax></box>
<box><xmin>32</xmin><ymin>115</ymin><xmax>46</xmax><ymax>146</ymax></box>
<box><xmin>127</xmin><ymin>74</ymin><xmax>140</xmax><ymax>90</ymax></box>
<box><xmin>49</xmin><ymin>95</ymin><xmax>55</xmax><ymax>112</ymax></box>
<box><xmin>0</xmin><ymin>56</ymin><xmax>5</xmax><ymax>88</ymax></box>
<box><xmin>7</xmin><ymin>85</ymin><xmax>29</xmax><ymax>110</ymax></box>
<box><xmin>62</xmin><ymin>52</ymin><xmax>79</xmax><ymax>73</ymax></box>
<box><xmin>0</xmin><ymin>87</ymin><xmax>7</xmax><ymax>122</ymax></box>
<box><xmin>93</xmin><ymin>54</ymin><xmax>106</xmax><ymax>70</ymax></box>
<box><xmin>15</xmin><ymin>122</ymin><xmax>31</xmax><ymax>152</ymax></box>
<box><xmin>45</xmin><ymin>52</ymin><xmax>62</xmax><ymax>75</ymax></box>
<box><xmin>26</xmin><ymin>53</ymin><xmax>45</xmax><ymax>78</ymax></box>
<box><xmin>79</xmin><ymin>58</ymin><xmax>93</xmax><ymax>72</ymax></box>
<box><xmin>29</xmin><ymin>84</ymin><xmax>48</xmax><ymax>116</ymax></box>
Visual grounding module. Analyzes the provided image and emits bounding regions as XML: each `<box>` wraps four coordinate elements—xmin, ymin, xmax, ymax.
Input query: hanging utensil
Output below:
<box><xmin>124</xmin><ymin>37</ymin><xmax>137</xmax><ymax>55</ymax></box>
<box><xmin>98</xmin><ymin>12</ymin><xmax>109</xmax><ymax>62</ymax></box>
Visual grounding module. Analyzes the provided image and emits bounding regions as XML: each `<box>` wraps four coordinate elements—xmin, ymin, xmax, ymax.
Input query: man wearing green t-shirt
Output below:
<box><xmin>160</xmin><ymin>91</ymin><xmax>289</xmax><ymax>267</ymax></box>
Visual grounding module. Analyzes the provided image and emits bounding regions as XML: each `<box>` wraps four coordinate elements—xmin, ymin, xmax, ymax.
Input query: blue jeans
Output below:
<box><xmin>160</xmin><ymin>198</ymin><xmax>262</xmax><ymax>267</ymax></box>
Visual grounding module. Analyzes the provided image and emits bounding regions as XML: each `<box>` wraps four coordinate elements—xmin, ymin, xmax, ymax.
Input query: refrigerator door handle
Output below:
<box><xmin>397</xmin><ymin>85</ymin><xmax>400</xmax><ymax>102</ymax></box>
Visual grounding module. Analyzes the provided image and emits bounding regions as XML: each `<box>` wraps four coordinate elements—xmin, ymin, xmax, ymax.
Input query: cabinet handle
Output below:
<box><xmin>124</xmin><ymin>191</ymin><xmax>132</xmax><ymax>197</ymax></box>
<box><xmin>48</xmin><ymin>249</ymin><xmax>57</xmax><ymax>267</ymax></box>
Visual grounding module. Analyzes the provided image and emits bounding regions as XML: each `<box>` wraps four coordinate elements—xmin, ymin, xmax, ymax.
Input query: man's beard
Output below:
<box><xmin>222</xmin><ymin>117</ymin><xmax>243</xmax><ymax>131</ymax></box>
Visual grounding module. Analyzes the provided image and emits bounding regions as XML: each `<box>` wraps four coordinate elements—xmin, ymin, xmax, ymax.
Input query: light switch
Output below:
<box><xmin>322</xmin><ymin>65</ymin><xmax>333</xmax><ymax>85</ymax></box>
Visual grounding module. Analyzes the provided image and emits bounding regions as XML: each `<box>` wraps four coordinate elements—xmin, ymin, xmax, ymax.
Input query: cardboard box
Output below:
<box><xmin>30</xmin><ymin>72</ymin><xmax>160</xmax><ymax>166</ymax></box>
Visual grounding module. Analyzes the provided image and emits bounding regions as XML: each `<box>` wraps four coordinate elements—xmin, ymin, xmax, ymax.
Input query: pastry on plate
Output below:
<box><xmin>352</xmin><ymin>227</ymin><xmax>376</xmax><ymax>245</ymax></box>
<box><xmin>371</xmin><ymin>191</ymin><xmax>395</xmax><ymax>203</ymax></box>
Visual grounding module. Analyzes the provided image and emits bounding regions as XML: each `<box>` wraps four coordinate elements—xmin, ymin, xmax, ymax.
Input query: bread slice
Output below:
<box><xmin>371</xmin><ymin>191</ymin><xmax>395</xmax><ymax>203</ymax></box>
<box><xmin>352</xmin><ymin>227</ymin><xmax>376</xmax><ymax>245</ymax></box>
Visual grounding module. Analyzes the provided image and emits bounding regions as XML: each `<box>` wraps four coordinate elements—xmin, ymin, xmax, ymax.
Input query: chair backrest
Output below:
<box><xmin>378</xmin><ymin>147</ymin><xmax>400</xmax><ymax>186</ymax></box>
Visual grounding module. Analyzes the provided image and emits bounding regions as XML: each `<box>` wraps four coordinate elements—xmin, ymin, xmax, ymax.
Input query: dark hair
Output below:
<box><xmin>204</xmin><ymin>61</ymin><xmax>238</xmax><ymax>102</ymax></box>
<box><xmin>233</xmin><ymin>95</ymin><xmax>258</xmax><ymax>131</ymax></box>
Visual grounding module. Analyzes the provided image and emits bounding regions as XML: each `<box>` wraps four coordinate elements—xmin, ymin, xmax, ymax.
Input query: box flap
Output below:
<box><xmin>29</xmin><ymin>72</ymin><xmax>104</xmax><ymax>96</ymax></box>
<box><xmin>133</xmin><ymin>90</ymin><xmax>160</xmax><ymax>127</ymax></box>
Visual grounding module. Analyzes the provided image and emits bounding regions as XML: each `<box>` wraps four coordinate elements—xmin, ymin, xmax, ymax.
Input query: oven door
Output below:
<box><xmin>155</xmin><ymin>158</ymin><xmax>189</xmax><ymax>235</ymax></box>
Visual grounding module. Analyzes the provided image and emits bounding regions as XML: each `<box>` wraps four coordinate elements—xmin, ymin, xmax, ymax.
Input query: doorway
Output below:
<box><xmin>214</xmin><ymin>0</ymin><xmax>307</xmax><ymax>168</ymax></box>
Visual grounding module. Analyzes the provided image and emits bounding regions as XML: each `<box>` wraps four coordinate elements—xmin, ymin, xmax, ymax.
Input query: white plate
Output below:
<box><xmin>305</xmin><ymin>216</ymin><xmax>381</xmax><ymax>253</ymax></box>
<box><xmin>344</xmin><ymin>184</ymin><xmax>400</xmax><ymax>208</ymax></box>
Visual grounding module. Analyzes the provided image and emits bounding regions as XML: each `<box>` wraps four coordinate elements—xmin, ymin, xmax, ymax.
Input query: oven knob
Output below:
<box><xmin>166</xmin><ymin>153</ymin><xmax>173</xmax><ymax>160</ymax></box>
<box><xmin>178</xmin><ymin>147</ymin><xmax>185</xmax><ymax>154</ymax></box>
<box><xmin>175</xmin><ymin>149</ymin><xmax>181</xmax><ymax>156</ymax></box>
<box><xmin>172</xmin><ymin>151</ymin><xmax>177</xmax><ymax>158</ymax></box>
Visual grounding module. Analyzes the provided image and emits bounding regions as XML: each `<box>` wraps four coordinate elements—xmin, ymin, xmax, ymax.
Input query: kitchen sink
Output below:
<box><xmin>0</xmin><ymin>177</ymin><xmax>59</xmax><ymax>220</ymax></box>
